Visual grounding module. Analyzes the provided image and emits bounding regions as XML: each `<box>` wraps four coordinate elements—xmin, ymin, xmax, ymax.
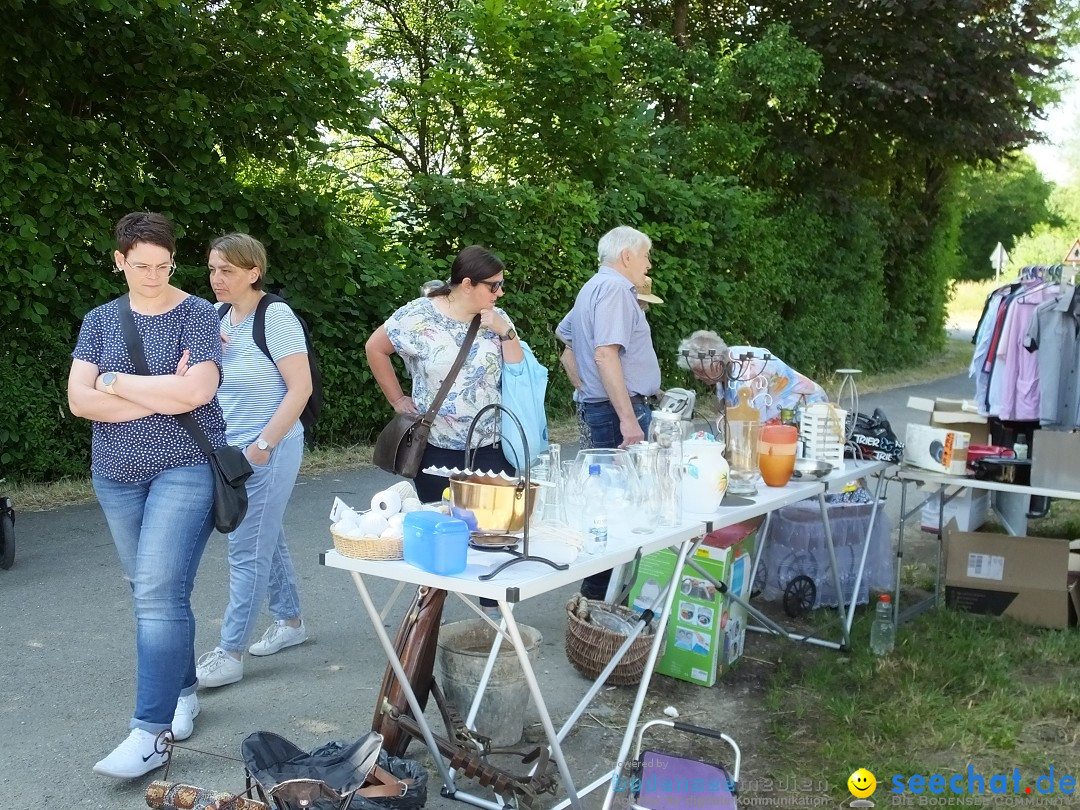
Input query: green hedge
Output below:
<box><xmin>0</xmin><ymin>170</ymin><xmax>951</xmax><ymax>482</ymax></box>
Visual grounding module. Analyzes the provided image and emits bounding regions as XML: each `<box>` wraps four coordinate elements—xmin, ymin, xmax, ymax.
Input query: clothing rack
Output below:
<box><xmin>1018</xmin><ymin>264</ymin><xmax>1064</xmax><ymax>282</ymax></box>
<box><xmin>971</xmin><ymin>269</ymin><xmax>1080</xmax><ymax>431</ymax></box>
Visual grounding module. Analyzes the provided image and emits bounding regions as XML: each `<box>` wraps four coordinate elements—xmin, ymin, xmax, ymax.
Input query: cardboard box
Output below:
<box><xmin>627</xmin><ymin>522</ymin><xmax>757</xmax><ymax>687</ymax></box>
<box><xmin>907</xmin><ymin>397</ymin><xmax>990</xmax><ymax>446</ymax></box>
<box><xmin>921</xmin><ymin>488</ymin><xmax>990</xmax><ymax>533</ymax></box>
<box><xmin>943</xmin><ymin>520</ymin><xmax>1080</xmax><ymax>629</ymax></box>
<box><xmin>904</xmin><ymin>423</ymin><xmax>971</xmax><ymax>475</ymax></box>
<box><xmin>1031</xmin><ymin>430</ymin><xmax>1080</xmax><ymax>492</ymax></box>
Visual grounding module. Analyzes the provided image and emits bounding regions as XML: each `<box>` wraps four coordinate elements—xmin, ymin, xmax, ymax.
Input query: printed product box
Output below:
<box><xmin>907</xmin><ymin>397</ymin><xmax>990</xmax><ymax>446</ymax></box>
<box><xmin>628</xmin><ymin>522</ymin><xmax>757</xmax><ymax>687</ymax></box>
<box><xmin>903</xmin><ymin>423</ymin><xmax>971</xmax><ymax>476</ymax></box>
<box><xmin>943</xmin><ymin>520</ymin><xmax>1080</xmax><ymax>629</ymax></box>
<box><xmin>920</xmin><ymin>488</ymin><xmax>990</xmax><ymax>533</ymax></box>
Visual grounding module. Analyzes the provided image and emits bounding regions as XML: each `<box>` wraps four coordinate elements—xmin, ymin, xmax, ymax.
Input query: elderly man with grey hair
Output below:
<box><xmin>556</xmin><ymin>225</ymin><xmax>662</xmax><ymax>600</ymax></box>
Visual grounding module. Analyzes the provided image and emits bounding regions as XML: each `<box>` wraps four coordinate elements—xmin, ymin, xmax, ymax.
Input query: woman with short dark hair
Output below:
<box><xmin>68</xmin><ymin>212</ymin><xmax>226</xmax><ymax>777</ymax></box>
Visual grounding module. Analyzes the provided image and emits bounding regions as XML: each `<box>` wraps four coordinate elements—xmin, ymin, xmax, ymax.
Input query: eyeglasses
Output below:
<box><xmin>124</xmin><ymin>258</ymin><xmax>176</xmax><ymax>278</ymax></box>
<box><xmin>477</xmin><ymin>279</ymin><xmax>504</xmax><ymax>293</ymax></box>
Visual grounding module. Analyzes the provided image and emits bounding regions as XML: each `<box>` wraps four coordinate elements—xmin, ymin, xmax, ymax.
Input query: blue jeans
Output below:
<box><xmin>219</xmin><ymin>432</ymin><xmax>304</xmax><ymax>653</ymax></box>
<box><xmin>577</xmin><ymin>401</ymin><xmax>652</xmax><ymax>600</ymax></box>
<box><xmin>93</xmin><ymin>464</ymin><xmax>215</xmax><ymax>733</ymax></box>
<box><xmin>578</xmin><ymin>400</ymin><xmax>652</xmax><ymax>450</ymax></box>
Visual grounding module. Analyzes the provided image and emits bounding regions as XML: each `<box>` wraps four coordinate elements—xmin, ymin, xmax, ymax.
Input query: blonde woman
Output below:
<box><xmin>196</xmin><ymin>234</ymin><xmax>313</xmax><ymax>689</ymax></box>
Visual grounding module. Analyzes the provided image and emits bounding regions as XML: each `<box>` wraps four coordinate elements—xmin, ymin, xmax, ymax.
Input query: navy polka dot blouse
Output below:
<box><xmin>73</xmin><ymin>295</ymin><xmax>228</xmax><ymax>483</ymax></box>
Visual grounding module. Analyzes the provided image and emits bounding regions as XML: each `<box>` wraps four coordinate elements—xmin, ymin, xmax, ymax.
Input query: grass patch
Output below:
<box><xmin>4</xmin><ymin>477</ymin><xmax>97</xmax><ymax>511</ymax></box>
<box><xmin>984</xmin><ymin>498</ymin><xmax>1080</xmax><ymax>540</ymax></box>
<box><xmin>761</xmin><ymin>610</ymin><xmax>1080</xmax><ymax>801</ymax></box>
<box><xmin>300</xmin><ymin>442</ymin><xmax>372</xmax><ymax>474</ymax></box>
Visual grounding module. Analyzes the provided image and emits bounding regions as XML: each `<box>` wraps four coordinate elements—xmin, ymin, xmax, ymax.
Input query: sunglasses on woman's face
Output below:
<box><xmin>477</xmin><ymin>279</ymin><xmax>504</xmax><ymax>293</ymax></box>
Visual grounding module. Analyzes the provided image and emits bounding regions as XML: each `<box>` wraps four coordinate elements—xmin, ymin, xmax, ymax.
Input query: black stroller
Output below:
<box><xmin>1</xmin><ymin>496</ymin><xmax>13</xmax><ymax>570</ymax></box>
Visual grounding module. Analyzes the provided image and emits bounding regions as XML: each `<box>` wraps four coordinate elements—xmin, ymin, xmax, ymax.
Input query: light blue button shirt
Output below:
<box><xmin>556</xmin><ymin>267</ymin><xmax>660</xmax><ymax>403</ymax></box>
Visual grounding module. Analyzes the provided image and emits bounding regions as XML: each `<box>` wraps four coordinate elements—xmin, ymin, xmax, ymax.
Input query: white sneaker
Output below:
<box><xmin>93</xmin><ymin>729</ymin><xmax>170</xmax><ymax>778</ymax></box>
<box><xmin>196</xmin><ymin>648</ymin><xmax>243</xmax><ymax>688</ymax></box>
<box><xmin>171</xmin><ymin>692</ymin><xmax>200</xmax><ymax>741</ymax></box>
<box><xmin>248</xmin><ymin>620</ymin><xmax>308</xmax><ymax>656</ymax></box>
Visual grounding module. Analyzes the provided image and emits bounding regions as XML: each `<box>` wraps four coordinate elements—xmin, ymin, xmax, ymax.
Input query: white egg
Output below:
<box><xmin>387</xmin><ymin>513</ymin><xmax>406</xmax><ymax>529</ymax></box>
<box><xmin>380</xmin><ymin>526</ymin><xmax>404</xmax><ymax>540</ymax></box>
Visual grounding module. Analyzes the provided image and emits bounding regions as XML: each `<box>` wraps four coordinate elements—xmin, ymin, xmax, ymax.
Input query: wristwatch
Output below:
<box><xmin>501</xmin><ymin>328</ymin><xmax>518</xmax><ymax>341</ymax></box>
<box><xmin>256</xmin><ymin>438</ymin><xmax>273</xmax><ymax>452</ymax></box>
<box><xmin>101</xmin><ymin>371</ymin><xmax>118</xmax><ymax>395</ymax></box>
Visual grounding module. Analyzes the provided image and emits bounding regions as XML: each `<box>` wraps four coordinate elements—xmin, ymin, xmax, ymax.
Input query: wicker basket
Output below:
<box><xmin>564</xmin><ymin>595</ymin><xmax>658</xmax><ymax>686</ymax></box>
<box><xmin>331</xmin><ymin>527</ymin><xmax>403</xmax><ymax>560</ymax></box>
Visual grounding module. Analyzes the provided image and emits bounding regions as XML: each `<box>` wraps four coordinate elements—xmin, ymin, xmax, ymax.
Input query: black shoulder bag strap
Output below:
<box><xmin>117</xmin><ymin>294</ymin><xmax>215</xmax><ymax>456</ymax></box>
<box><xmin>417</xmin><ymin>314</ymin><xmax>480</xmax><ymax>428</ymax></box>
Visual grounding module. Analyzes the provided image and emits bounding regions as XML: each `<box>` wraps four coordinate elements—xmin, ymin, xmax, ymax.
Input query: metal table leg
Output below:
<box><xmin>348</xmin><ymin>573</ymin><xmax>458</xmax><ymax>796</ymax></box>
<box><xmin>842</xmin><ymin>471</ymin><xmax>888</xmax><ymax>639</ymax></box>
<box><xmin>600</xmin><ymin>535</ymin><xmax>698</xmax><ymax>810</ymax></box>
<box><xmin>816</xmin><ymin>491</ymin><xmax>849</xmax><ymax>647</ymax></box>
<box><xmin>499</xmin><ymin>604</ymin><xmax>584</xmax><ymax>810</ymax></box>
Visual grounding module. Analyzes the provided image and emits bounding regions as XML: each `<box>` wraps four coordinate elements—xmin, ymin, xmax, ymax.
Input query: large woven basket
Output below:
<box><xmin>330</xmin><ymin>528</ymin><xmax>403</xmax><ymax>560</ymax></box>
<box><xmin>564</xmin><ymin>595</ymin><xmax>658</xmax><ymax>686</ymax></box>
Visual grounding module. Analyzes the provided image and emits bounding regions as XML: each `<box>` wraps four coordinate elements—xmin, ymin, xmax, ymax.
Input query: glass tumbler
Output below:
<box><xmin>725</xmin><ymin>420</ymin><xmax>762</xmax><ymax>496</ymax></box>
<box><xmin>629</xmin><ymin>441</ymin><xmax>660</xmax><ymax>526</ymax></box>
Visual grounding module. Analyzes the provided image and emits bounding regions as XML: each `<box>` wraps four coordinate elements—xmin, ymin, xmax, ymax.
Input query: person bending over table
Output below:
<box><xmin>677</xmin><ymin>330</ymin><xmax>827</xmax><ymax>424</ymax></box>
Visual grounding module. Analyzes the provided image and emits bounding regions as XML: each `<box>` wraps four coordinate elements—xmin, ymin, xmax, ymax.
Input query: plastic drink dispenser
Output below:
<box><xmin>403</xmin><ymin>511</ymin><xmax>470</xmax><ymax>575</ymax></box>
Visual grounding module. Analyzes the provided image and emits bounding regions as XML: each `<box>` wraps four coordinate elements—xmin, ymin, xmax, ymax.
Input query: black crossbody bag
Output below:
<box><xmin>117</xmin><ymin>295</ymin><xmax>253</xmax><ymax>533</ymax></box>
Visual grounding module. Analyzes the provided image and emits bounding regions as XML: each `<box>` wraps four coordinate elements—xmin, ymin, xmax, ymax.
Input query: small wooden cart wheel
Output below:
<box><xmin>783</xmin><ymin>575</ymin><xmax>816</xmax><ymax>618</ymax></box>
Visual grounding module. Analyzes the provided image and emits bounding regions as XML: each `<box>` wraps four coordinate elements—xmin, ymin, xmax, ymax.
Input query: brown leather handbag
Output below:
<box><xmin>372</xmin><ymin>316</ymin><xmax>480</xmax><ymax>479</ymax></box>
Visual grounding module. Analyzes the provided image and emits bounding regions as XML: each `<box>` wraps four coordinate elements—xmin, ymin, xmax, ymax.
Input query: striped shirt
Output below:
<box><xmin>217</xmin><ymin>300</ymin><xmax>307</xmax><ymax>446</ymax></box>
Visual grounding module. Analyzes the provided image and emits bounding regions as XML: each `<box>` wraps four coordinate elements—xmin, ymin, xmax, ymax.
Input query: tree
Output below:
<box><xmin>953</xmin><ymin>155</ymin><xmax>1062</xmax><ymax>279</ymax></box>
<box><xmin>0</xmin><ymin>0</ymin><xmax>373</xmax><ymax>477</ymax></box>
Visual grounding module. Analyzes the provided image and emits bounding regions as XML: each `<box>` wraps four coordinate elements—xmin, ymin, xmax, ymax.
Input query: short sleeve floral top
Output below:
<box><xmin>384</xmin><ymin>297</ymin><xmax>514</xmax><ymax>450</ymax></box>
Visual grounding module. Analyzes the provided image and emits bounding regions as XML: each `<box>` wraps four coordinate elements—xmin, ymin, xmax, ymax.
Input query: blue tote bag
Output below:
<box><xmin>500</xmin><ymin>341</ymin><xmax>549</xmax><ymax>470</ymax></box>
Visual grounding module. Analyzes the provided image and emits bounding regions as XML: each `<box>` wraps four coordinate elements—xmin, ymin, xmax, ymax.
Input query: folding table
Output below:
<box><xmin>321</xmin><ymin>513</ymin><xmax>707</xmax><ymax>810</ymax></box>
<box><xmin>891</xmin><ymin>467</ymin><xmax>1080</xmax><ymax>624</ymax></box>
<box><xmin>321</xmin><ymin>462</ymin><xmax>891</xmax><ymax>809</ymax></box>
<box><xmin>716</xmin><ymin>459</ymin><xmax>894</xmax><ymax>651</ymax></box>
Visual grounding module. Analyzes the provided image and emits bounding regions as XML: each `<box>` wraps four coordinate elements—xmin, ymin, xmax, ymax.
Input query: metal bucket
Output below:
<box><xmin>437</xmin><ymin>619</ymin><xmax>542</xmax><ymax>748</ymax></box>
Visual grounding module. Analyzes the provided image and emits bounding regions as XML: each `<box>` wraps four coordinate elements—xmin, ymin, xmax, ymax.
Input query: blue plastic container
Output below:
<box><xmin>403</xmin><ymin>511</ymin><xmax>470</xmax><ymax>575</ymax></box>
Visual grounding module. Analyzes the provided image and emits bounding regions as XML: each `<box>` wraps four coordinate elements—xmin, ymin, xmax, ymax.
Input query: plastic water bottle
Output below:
<box><xmin>582</xmin><ymin>464</ymin><xmax>609</xmax><ymax>555</ymax></box>
<box><xmin>869</xmin><ymin>594</ymin><xmax>895</xmax><ymax>656</ymax></box>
